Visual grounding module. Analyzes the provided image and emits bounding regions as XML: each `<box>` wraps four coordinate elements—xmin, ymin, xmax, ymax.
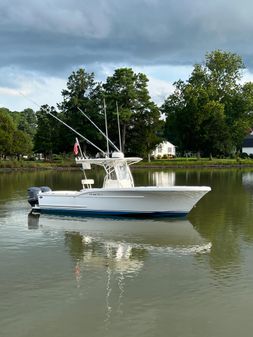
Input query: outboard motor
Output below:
<box><xmin>27</xmin><ymin>186</ymin><xmax>51</xmax><ymax>207</ymax></box>
<box><xmin>40</xmin><ymin>186</ymin><xmax>52</xmax><ymax>193</ymax></box>
<box><xmin>27</xmin><ymin>187</ymin><xmax>41</xmax><ymax>207</ymax></box>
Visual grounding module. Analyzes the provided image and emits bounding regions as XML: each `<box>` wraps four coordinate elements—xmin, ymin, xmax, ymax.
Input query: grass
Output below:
<box><xmin>1</xmin><ymin>157</ymin><xmax>253</xmax><ymax>170</ymax></box>
<box><xmin>135</xmin><ymin>157</ymin><xmax>253</xmax><ymax>167</ymax></box>
<box><xmin>0</xmin><ymin>159</ymin><xmax>77</xmax><ymax>170</ymax></box>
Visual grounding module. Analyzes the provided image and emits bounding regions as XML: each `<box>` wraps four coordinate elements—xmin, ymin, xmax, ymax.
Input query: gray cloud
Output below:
<box><xmin>1</xmin><ymin>0</ymin><xmax>253</xmax><ymax>77</ymax></box>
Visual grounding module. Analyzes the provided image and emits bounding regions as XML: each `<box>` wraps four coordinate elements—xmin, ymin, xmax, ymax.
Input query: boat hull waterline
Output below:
<box><xmin>32</xmin><ymin>186</ymin><xmax>211</xmax><ymax>218</ymax></box>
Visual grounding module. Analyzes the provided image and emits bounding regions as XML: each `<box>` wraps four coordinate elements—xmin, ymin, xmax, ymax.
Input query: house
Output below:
<box><xmin>152</xmin><ymin>141</ymin><xmax>176</xmax><ymax>158</ymax></box>
<box><xmin>242</xmin><ymin>133</ymin><xmax>253</xmax><ymax>155</ymax></box>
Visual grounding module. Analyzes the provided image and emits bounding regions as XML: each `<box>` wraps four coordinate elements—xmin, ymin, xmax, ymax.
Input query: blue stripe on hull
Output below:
<box><xmin>33</xmin><ymin>208</ymin><xmax>188</xmax><ymax>218</ymax></box>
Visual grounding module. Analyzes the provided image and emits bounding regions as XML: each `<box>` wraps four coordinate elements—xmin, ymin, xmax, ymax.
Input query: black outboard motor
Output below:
<box><xmin>27</xmin><ymin>186</ymin><xmax>51</xmax><ymax>207</ymax></box>
<box><xmin>27</xmin><ymin>187</ymin><xmax>41</xmax><ymax>207</ymax></box>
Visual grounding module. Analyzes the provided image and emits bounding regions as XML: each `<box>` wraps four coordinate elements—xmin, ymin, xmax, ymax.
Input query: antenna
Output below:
<box><xmin>103</xmin><ymin>98</ymin><xmax>110</xmax><ymax>157</ymax></box>
<box><xmin>77</xmin><ymin>107</ymin><xmax>120</xmax><ymax>152</ymax></box>
<box><xmin>116</xmin><ymin>102</ymin><xmax>122</xmax><ymax>152</ymax></box>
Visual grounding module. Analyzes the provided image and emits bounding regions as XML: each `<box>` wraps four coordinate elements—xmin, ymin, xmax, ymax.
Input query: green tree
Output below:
<box><xmin>34</xmin><ymin>105</ymin><xmax>60</xmax><ymax>159</ymax></box>
<box><xmin>11</xmin><ymin>130</ymin><xmax>33</xmax><ymax>159</ymax></box>
<box><xmin>229</xmin><ymin>82</ymin><xmax>253</xmax><ymax>149</ymax></box>
<box><xmin>11</xmin><ymin>108</ymin><xmax>37</xmax><ymax>139</ymax></box>
<box><xmin>56</xmin><ymin>67</ymin><xmax>162</xmax><ymax>157</ymax></box>
<box><xmin>0</xmin><ymin>108</ymin><xmax>33</xmax><ymax>158</ymax></box>
<box><xmin>162</xmin><ymin>50</ymin><xmax>251</xmax><ymax>156</ymax></box>
<box><xmin>102</xmin><ymin>68</ymin><xmax>162</xmax><ymax>157</ymax></box>
<box><xmin>57</xmin><ymin>68</ymin><xmax>102</xmax><ymax>154</ymax></box>
<box><xmin>0</xmin><ymin>108</ymin><xmax>15</xmax><ymax>157</ymax></box>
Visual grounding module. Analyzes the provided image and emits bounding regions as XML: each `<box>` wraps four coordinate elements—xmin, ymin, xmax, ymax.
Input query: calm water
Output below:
<box><xmin>1</xmin><ymin>168</ymin><xmax>253</xmax><ymax>337</ymax></box>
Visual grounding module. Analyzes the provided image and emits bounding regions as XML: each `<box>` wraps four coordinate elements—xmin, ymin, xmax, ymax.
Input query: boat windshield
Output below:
<box><xmin>115</xmin><ymin>162</ymin><xmax>131</xmax><ymax>180</ymax></box>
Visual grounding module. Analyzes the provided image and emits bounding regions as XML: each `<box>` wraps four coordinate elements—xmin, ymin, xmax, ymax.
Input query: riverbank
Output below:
<box><xmin>134</xmin><ymin>157</ymin><xmax>253</xmax><ymax>168</ymax></box>
<box><xmin>0</xmin><ymin>159</ymin><xmax>77</xmax><ymax>172</ymax></box>
<box><xmin>2</xmin><ymin>157</ymin><xmax>253</xmax><ymax>171</ymax></box>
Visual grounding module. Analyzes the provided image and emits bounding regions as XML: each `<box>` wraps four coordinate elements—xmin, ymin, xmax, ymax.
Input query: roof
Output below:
<box><xmin>242</xmin><ymin>135</ymin><xmax>253</xmax><ymax>147</ymax></box>
<box><xmin>156</xmin><ymin>141</ymin><xmax>175</xmax><ymax>147</ymax></box>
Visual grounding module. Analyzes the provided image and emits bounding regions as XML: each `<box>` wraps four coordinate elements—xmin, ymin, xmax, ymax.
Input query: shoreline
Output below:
<box><xmin>2</xmin><ymin>159</ymin><xmax>253</xmax><ymax>172</ymax></box>
<box><xmin>133</xmin><ymin>163</ymin><xmax>253</xmax><ymax>169</ymax></box>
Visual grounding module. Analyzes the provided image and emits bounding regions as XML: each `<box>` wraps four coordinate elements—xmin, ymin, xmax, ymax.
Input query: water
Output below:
<box><xmin>1</xmin><ymin>168</ymin><xmax>253</xmax><ymax>337</ymax></box>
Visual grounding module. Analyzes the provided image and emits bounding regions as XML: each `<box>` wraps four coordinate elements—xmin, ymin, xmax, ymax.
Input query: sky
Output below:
<box><xmin>1</xmin><ymin>0</ymin><xmax>253</xmax><ymax>111</ymax></box>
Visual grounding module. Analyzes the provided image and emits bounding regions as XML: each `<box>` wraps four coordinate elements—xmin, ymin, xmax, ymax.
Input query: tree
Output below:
<box><xmin>162</xmin><ymin>50</ymin><xmax>251</xmax><ymax>156</ymax></box>
<box><xmin>11</xmin><ymin>130</ymin><xmax>33</xmax><ymax>159</ymax></box>
<box><xmin>56</xmin><ymin>67</ymin><xmax>163</xmax><ymax>157</ymax></box>
<box><xmin>0</xmin><ymin>108</ymin><xmax>34</xmax><ymax>158</ymax></box>
<box><xmin>0</xmin><ymin>108</ymin><xmax>15</xmax><ymax>157</ymax></box>
<box><xmin>102</xmin><ymin>68</ymin><xmax>162</xmax><ymax>157</ymax></box>
<box><xmin>57</xmin><ymin>68</ymin><xmax>102</xmax><ymax>154</ymax></box>
<box><xmin>34</xmin><ymin>105</ymin><xmax>60</xmax><ymax>159</ymax></box>
<box><xmin>11</xmin><ymin>108</ymin><xmax>37</xmax><ymax>139</ymax></box>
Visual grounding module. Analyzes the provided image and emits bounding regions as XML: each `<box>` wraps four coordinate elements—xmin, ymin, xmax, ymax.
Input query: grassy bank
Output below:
<box><xmin>0</xmin><ymin>159</ymin><xmax>77</xmax><ymax>170</ymax></box>
<box><xmin>1</xmin><ymin>157</ymin><xmax>253</xmax><ymax>171</ymax></box>
<box><xmin>135</xmin><ymin>157</ymin><xmax>253</xmax><ymax>168</ymax></box>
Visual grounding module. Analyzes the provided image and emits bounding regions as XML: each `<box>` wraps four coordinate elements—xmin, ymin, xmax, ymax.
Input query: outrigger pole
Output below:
<box><xmin>18</xmin><ymin>90</ymin><xmax>122</xmax><ymax>157</ymax></box>
<box><xmin>103</xmin><ymin>98</ymin><xmax>110</xmax><ymax>157</ymax></box>
<box><xmin>17</xmin><ymin>91</ymin><xmax>106</xmax><ymax>155</ymax></box>
<box><xmin>116</xmin><ymin>102</ymin><xmax>122</xmax><ymax>152</ymax></box>
<box><xmin>41</xmin><ymin>106</ymin><xmax>106</xmax><ymax>155</ymax></box>
<box><xmin>77</xmin><ymin>107</ymin><xmax>120</xmax><ymax>152</ymax></box>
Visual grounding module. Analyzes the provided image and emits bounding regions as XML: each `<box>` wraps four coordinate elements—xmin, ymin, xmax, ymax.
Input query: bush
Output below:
<box><xmin>241</xmin><ymin>152</ymin><xmax>249</xmax><ymax>159</ymax></box>
<box><xmin>52</xmin><ymin>154</ymin><xmax>63</xmax><ymax>161</ymax></box>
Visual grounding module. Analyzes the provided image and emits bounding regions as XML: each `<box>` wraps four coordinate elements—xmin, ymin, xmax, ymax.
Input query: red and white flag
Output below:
<box><xmin>73</xmin><ymin>142</ymin><xmax>79</xmax><ymax>155</ymax></box>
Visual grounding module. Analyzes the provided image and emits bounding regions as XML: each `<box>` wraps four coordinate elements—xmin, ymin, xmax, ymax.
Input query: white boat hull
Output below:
<box><xmin>33</xmin><ymin>186</ymin><xmax>211</xmax><ymax>217</ymax></box>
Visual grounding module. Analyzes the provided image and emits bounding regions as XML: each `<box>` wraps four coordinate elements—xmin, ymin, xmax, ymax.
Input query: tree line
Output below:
<box><xmin>1</xmin><ymin>50</ymin><xmax>253</xmax><ymax>160</ymax></box>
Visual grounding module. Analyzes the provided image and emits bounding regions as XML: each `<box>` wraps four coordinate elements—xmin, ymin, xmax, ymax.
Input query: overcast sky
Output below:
<box><xmin>1</xmin><ymin>0</ymin><xmax>253</xmax><ymax>111</ymax></box>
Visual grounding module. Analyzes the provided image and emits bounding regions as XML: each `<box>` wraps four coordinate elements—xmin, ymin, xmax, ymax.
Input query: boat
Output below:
<box><xmin>27</xmin><ymin>107</ymin><xmax>211</xmax><ymax>217</ymax></box>
<box><xmin>28</xmin><ymin>150</ymin><xmax>210</xmax><ymax>217</ymax></box>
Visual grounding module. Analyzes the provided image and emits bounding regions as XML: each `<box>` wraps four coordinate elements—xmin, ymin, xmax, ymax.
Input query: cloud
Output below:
<box><xmin>2</xmin><ymin>0</ymin><xmax>253</xmax><ymax>110</ymax></box>
<box><xmin>2</xmin><ymin>0</ymin><xmax>253</xmax><ymax>75</ymax></box>
<box><xmin>0</xmin><ymin>67</ymin><xmax>66</xmax><ymax>111</ymax></box>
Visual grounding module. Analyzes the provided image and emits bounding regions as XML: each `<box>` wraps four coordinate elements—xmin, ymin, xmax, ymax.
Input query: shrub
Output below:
<box><xmin>241</xmin><ymin>152</ymin><xmax>249</xmax><ymax>159</ymax></box>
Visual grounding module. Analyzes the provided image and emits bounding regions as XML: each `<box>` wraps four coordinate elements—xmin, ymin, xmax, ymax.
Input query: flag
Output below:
<box><xmin>73</xmin><ymin>142</ymin><xmax>79</xmax><ymax>155</ymax></box>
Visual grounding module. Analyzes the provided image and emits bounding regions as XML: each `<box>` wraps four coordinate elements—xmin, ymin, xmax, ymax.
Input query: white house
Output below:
<box><xmin>152</xmin><ymin>141</ymin><xmax>176</xmax><ymax>158</ymax></box>
<box><xmin>242</xmin><ymin>133</ymin><xmax>253</xmax><ymax>155</ymax></box>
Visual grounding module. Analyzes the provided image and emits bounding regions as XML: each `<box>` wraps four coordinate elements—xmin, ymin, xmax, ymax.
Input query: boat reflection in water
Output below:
<box><xmin>28</xmin><ymin>213</ymin><xmax>211</xmax><ymax>324</ymax></box>
<box><xmin>28</xmin><ymin>213</ymin><xmax>211</xmax><ymax>256</ymax></box>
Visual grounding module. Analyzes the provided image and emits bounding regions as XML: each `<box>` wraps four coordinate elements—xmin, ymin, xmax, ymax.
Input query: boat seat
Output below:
<box><xmin>81</xmin><ymin>179</ymin><xmax>94</xmax><ymax>187</ymax></box>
